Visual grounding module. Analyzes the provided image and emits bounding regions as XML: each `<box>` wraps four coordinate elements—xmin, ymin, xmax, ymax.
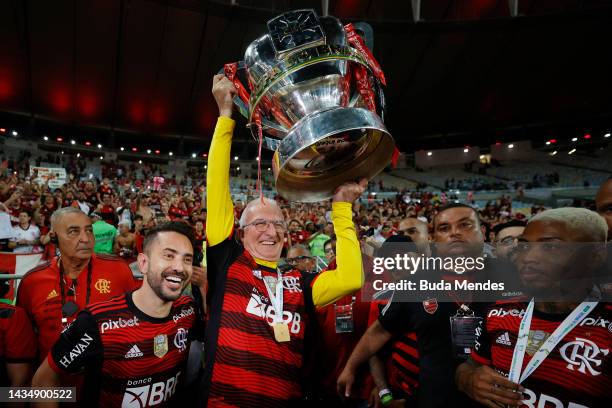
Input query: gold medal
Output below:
<box><xmin>273</xmin><ymin>322</ymin><xmax>290</xmax><ymax>342</ymax></box>
<box><xmin>153</xmin><ymin>334</ymin><xmax>168</xmax><ymax>358</ymax></box>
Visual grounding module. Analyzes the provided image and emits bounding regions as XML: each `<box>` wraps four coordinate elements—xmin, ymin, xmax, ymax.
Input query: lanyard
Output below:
<box><xmin>59</xmin><ymin>258</ymin><xmax>93</xmax><ymax>317</ymax></box>
<box><xmin>262</xmin><ymin>269</ymin><xmax>284</xmax><ymax>324</ymax></box>
<box><xmin>508</xmin><ymin>298</ymin><xmax>598</xmax><ymax>384</ymax></box>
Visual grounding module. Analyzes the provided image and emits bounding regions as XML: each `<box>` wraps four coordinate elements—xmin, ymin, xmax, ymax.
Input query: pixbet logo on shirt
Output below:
<box><xmin>579</xmin><ymin>316</ymin><xmax>612</xmax><ymax>332</ymax></box>
<box><xmin>121</xmin><ymin>372</ymin><xmax>181</xmax><ymax>408</ymax></box>
<box><xmin>172</xmin><ymin>306</ymin><xmax>194</xmax><ymax>324</ymax></box>
<box><xmin>487</xmin><ymin>308</ymin><xmax>525</xmax><ymax>318</ymax></box>
<box><xmin>100</xmin><ymin>316</ymin><xmax>140</xmax><ymax>333</ymax></box>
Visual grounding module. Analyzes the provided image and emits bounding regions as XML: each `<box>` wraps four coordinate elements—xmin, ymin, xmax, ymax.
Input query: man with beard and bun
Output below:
<box><xmin>457</xmin><ymin>208</ymin><xmax>611</xmax><ymax>408</ymax></box>
<box><xmin>201</xmin><ymin>75</ymin><xmax>365</xmax><ymax>407</ymax></box>
<box><xmin>32</xmin><ymin>222</ymin><xmax>204</xmax><ymax>407</ymax></box>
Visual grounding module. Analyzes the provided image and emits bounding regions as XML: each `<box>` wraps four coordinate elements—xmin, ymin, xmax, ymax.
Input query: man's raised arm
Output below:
<box><xmin>206</xmin><ymin>75</ymin><xmax>238</xmax><ymax>246</ymax></box>
<box><xmin>311</xmin><ymin>179</ymin><xmax>367</xmax><ymax>307</ymax></box>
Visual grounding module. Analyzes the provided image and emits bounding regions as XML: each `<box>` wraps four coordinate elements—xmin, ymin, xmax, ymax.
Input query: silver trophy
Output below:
<box><xmin>222</xmin><ymin>9</ymin><xmax>394</xmax><ymax>202</ymax></box>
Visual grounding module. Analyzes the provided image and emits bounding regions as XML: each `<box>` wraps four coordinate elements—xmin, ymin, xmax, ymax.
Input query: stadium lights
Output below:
<box><xmin>568</xmin><ymin>148</ymin><xmax>576</xmax><ymax>155</ymax></box>
<box><xmin>76</xmin><ymin>153</ymin><xmax>80</xmax><ymax>157</ymax></box>
<box><xmin>155</xmin><ymin>150</ymin><xmax>160</xmax><ymax>154</ymax></box>
<box><xmin>234</xmin><ymin>156</ymin><xmax>239</xmax><ymax>161</ymax></box>
<box><xmin>550</xmin><ymin>151</ymin><xmax>558</xmax><ymax>156</ymax></box>
<box><xmin>545</xmin><ymin>141</ymin><xmax>550</xmax><ymax>145</ymax></box>
<box><xmin>169</xmin><ymin>152</ymin><xmax>173</xmax><ymax>156</ymax></box>
<box><xmin>237</xmin><ymin>166</ymin><xmax>240</xmax><ymax>171</ymax></box>
<box><xmin>132</xmin><ymin>147</ymin><xmax>138</xmax><ymax>152</ymax></box>
<box><xmin>70</xmin><ymin>140</ymin><xmax>76</xmax><ymax>145</ymax></box>
<box><xmin>43</xmin><ymin>136</ymin><xmax>48</xmax><ymax>141</ymax></box>
<box><xmin>427</xmin><ymin>151</ymin><xmax>432</xmax><ymax>156</ymax></box>
<box><xmin>120</xmin><ymin>147</ymin><xmax>125</xmax><ymax>151</ymax></box>
<box><xmin>204</xmin><ymin>165</ymin><xmax>207</xmax><ymax>169</ymax></box>
<box><xmin>147</xmin><ymin>149</ymin><xmax>151</xmax><ymax>154</ymax></box>
<box><xmin>0</xmin><ymin>128</ymin><xmax>5</xmax><ymax>133</ymax></box>
<box><xmin>268</xmin><ymin>167</ymin><xmax>271</xmax><ymax>171</ymax></box>
<box><xmin>479</xmin><ymin>155</ymin><xmax>485</xmax><ymax>159</ymax></box>
<box><xmin>508</xmin><ymin>144</ymin><xmax>514</xmax><ymax>149</ymax></box>
<box><xmin>12</xmin><ymin>131</ymin><xmax>18</xmax><ymax>136</ymax></box>
<box><xmin>604</xmin><ymin>133</ymin><xmax>611</xmax><ymax>138</ymax></box>
<box><xmin>463</xmin><ymin>148</ymin><xmax>469</xmax><ymax>153</ymax></box>
<box><xmin>191</xmin><ymin>153</ymin><xmax>196</xmax><ymax>158</ymax></box>
<box><xmin>138</xmin><ymin>160</ymin><xmax>142</xmax><ymax>164</ymax></box>
<box><xmin>571</xmin><ymin>137</ymin><xmax>578</xmax><ymax>142</ymax></box>
<box><xmin>61</xmin><ymin>151</ymin><xmax>64</xmax><ymax>154</ymax></box>
<box><xmin>85</xmin><ymin>141</ymin><xmax>91</xmax><ymax>146</ymax></box>
<box><xmin>256</xmin><ymin>157</ymin><xmax>259</xmax><ymax>161</ymax></box>
<box><xmin>99</xmin><ymin>156</ymin><xmax>103</xmax><ymax>160</ymax></box>
<box><xmin>97</xmin><ymin>144</ymin><xmax>102</xmax><ymax>149</ymax></box>
<box><xmin>57</xmin><ymin>137</ymin><xmax>63</xmax><ymax>142</ymax></box>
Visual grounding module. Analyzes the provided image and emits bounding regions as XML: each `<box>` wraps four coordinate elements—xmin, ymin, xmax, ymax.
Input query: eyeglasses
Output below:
<box><xmin>243</xmin><ymin>219</ymin><xmax>287</xmax><ymax>232</ymax></box>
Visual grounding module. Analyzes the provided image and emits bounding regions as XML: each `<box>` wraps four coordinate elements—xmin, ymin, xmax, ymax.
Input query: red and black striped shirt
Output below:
<box><xmin>203</xmin><ymin>237</ymin><xmax>315</xmax><ymax>407</ymax></box>
<box><xmin>48</xmin><ymin>292</ymin><xmax>202</xmax><ymax>407</ymax></box>
<box><xmin>472</xmin><ymin>301</ymin><xmax>612</xmax><ymax>407</ymax></box>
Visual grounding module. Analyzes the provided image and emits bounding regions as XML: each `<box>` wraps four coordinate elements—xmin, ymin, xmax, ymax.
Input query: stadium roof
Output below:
<box><xmin>0</xmin><ymin>0</ymin><xmax>611</xmax><ymax>152</ymax></box>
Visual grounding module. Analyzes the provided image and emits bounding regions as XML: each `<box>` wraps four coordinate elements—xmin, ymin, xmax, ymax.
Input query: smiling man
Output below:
<box><xmin>32</xmin><ymin>222</ymin><xmax>204</xmax><ymax>407</ymax></box>
<box><xmin>201</xmin><ymin>75</ymin><xmax>365</xmax><ymax>407</ymax></box>
<box><xmin>17</xmin><ymin>207</ymin><xmax>139</xmax><ymax>363</ymax></box>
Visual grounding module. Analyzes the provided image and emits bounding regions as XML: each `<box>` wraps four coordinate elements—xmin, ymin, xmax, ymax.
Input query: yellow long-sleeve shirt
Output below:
<box><xmin>205</xmin><ymin>116</ymin><xmax>364</xmax><ymax>307</ymax></box>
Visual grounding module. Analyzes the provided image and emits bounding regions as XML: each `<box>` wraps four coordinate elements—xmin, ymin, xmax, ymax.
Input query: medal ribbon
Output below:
<box><xmin>262</xmin><ymin>269</ymin><xmax>284</xmax><ymax>324</ymax></box>
<box><xmin>508</xmin><ymin>298</ymin><xmax>598</xmax><ymax>384</ymax></box>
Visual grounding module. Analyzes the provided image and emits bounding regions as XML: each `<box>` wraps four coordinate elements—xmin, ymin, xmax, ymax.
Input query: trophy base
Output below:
<box><xmin>273</xmin><ymin>107</ymin><xmax>394</xmax><ymax>202</ymax></box>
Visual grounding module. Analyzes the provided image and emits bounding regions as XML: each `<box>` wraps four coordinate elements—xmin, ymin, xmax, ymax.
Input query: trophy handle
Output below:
<box><xmin>351</xmin><ymin>22</ymin><xmax>374</xmax><ymax>51</ymax></box>
<box><xmin>217</xmin><ymin>62</ymin><xmax>250</xmax><ymax>120</ymax></box>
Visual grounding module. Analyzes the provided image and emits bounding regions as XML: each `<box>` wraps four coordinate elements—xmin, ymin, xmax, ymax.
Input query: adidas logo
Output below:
<box><xmin>125</xmin><ymin>345</ymin><xmax>143</xmax><ymax>359</ymax></box>
<box><xmin>495</xmin><ymin>332</ymin><xmax>512</xmax><ymax>346</ymax></box>
<box><xmin>47</xmin><ymin>289</ymin><xmax>58</xmax><ymax>300</ymax></box>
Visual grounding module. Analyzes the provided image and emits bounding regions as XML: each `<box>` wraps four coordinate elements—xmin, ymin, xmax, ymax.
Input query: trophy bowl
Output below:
<box><xmin>223</xmin><ymin>9</ymin><xmax>394</xmax><ymax>202</ymax></box>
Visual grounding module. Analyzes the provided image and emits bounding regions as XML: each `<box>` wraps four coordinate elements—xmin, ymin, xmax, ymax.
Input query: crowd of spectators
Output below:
<box><xmin>0</xmin><ymin>149</ymin><xmax>534</xmax><ymax>267</ymax></box>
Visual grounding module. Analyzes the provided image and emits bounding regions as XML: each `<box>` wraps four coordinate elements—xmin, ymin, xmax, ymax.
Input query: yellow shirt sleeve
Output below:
<box><xmin>312</xmin><ymin>201</ymin><xmax>364</xmax><ymax>307</ymax></box>
<box><xmin>206</xmin><ymin>116</ymin><xmax>236</xmax><ymax>246</ymax></box>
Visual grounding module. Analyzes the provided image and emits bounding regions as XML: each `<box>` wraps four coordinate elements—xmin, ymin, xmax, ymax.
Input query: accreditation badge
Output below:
<box><xmin>154</xmin><ymin>334</ymin><xmax>169</xmax><ymax>358</ymax></box>
<box><xmin>335</xmin><ymin>302</ymin><xmax>355</xmax><ymax>333</ymax></box>
<box><xmin>449</xmin><ymin>311</ymin><xmax>482</xmax><ymax>359</ymax></box>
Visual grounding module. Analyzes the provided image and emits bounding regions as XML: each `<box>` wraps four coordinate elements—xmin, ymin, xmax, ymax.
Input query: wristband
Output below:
<box><xmin>379</xmin><ymin>388</ymin><xmax>393</xmax><ymax>406</ymax></box>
